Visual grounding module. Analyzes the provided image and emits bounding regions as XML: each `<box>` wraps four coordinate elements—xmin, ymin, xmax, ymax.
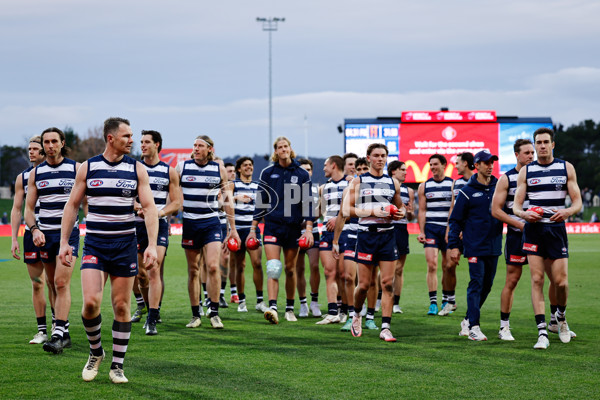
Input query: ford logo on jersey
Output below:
<box><xmin>89</xmin><ymin>180</ymin><xmax>103</xmax><ymax>187</ymax></box>
<box><xmin>38</xmin><ymin>181</ymin><xmax>49</xmax><ymax>188</ymax></box>
<box><xmin>116</xmin><ymin>180</ymin><xmax>136</xmax><ymax>188</ymax></box>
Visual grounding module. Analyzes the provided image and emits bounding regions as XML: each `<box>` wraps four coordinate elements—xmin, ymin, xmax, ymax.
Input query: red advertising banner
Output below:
<box><xmin>159</xmin><ymin>148</ymin><xmax>192</xmax><ymax>168</ymax></box>
<box><xmin>399</xmin><ymin>123</ymin><xmax>499</xmax><ymax>182</ymax></box>
<box><xmin>401</xmin><ymin>110</ymin><xmax>496</xmax><ymax>122</ymax></box>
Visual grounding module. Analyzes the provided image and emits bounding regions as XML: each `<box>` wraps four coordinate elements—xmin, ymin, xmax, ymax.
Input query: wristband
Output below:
<box><xmin>30</xmin><ymin>224</ymin><xmax>39</xmax><ymax>233</ymax></box>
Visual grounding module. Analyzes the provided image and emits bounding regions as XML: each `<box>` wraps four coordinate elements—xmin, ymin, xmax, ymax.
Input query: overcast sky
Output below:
<box><xmin>1</xmin><ymin>0</ymin><xmax>599</xmax><ymax>158</ymax></box>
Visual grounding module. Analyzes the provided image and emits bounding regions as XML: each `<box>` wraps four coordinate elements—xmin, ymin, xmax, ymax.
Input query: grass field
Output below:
<box><xmin>1</xmin><ymin>234</ymin><xmax>599</xmax><ymax>399</ymax></box>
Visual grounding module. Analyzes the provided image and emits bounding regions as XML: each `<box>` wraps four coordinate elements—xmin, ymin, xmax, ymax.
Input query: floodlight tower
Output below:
<box><xmin>256</xmin><ymin>17</ymin><xmax>285</xmax><ymax>154</ymax></box>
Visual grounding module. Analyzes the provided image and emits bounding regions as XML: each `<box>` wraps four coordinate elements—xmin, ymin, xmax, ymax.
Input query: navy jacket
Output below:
<box><xmin>253</xmin><ymin>159</ymin><xmax>316</xmax><ymax>225</ymax></box>
<box><xmin>448</xmin><ymin>173</ymin><xmax>503</xmax><ymax>257</ymax></box>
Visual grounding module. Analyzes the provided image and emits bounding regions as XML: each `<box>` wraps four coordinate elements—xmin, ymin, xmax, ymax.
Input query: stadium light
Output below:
<box><xmin>256</xmin><ymin>17</ymin><xmax>285</xmax><ymax>155</ymax></box>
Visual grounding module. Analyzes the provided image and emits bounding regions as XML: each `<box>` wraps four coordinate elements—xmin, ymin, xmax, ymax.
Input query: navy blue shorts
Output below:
<box><xmin>424</xmin><ymin>224</ymin><xmax>447</xmax><ymax>251</ymax></box>
<box><xmin>343</xmin><ymin>233</ymin><xmax>357</xmax><ymax>261</ymax></box>
<box><xmin>182</xmin><ymin>220</ymin><xmax>224</xmax><ymax>250</ymax></box>
<box><xmin>504</xmin><ymin>229</ymin><xmax>527</xmax><ymax>266</ymax></box>
<box><xmin>355</xmin><ymin>229</ymin><xmax>398</xmax><ymax>266</ymax></box>
<box><xmin>136</xmin><ymin>219</ymin><xmax>169</xmax><ymax>254</ymax></box>
<box><xmin>237</xmin><ymin>227</ymin><xmax>262</xmax><ymax>252</ymax></box>
<box><xmin>319</xmin><ymin>230</ymin><xmax>335</xmax><ymax>251</ymax></box>
<box><xmin>263</xmin><ymin>222</ymin><xmax>302</xmax><ymax>249</ymax></box>
<box><xmin>81</xmin><ymin>234</ymin><xmax>138</xmax><ymax>277</ymax></box>
<box><xmin>40</xmin><ymin>229</ymin><xmax>79</xmax><ymax>263</ymax></box>
<box><xmin>522</xmin><ymin>222</ymin><xmax>569</xmax><ymax>259</ymax></box>
<box><xmin>23</xmin><ymin>230</ymin><xmax>41</xmax><ymax>264</ymax></box>
<box><xmin>394</xmin><ymin>224</ymin><xmax>410</xmax><ymax>255</ymax></box>
<box><xmin>221</xmin><ymin>222</ymin><xmax>228</xmax><ymax>243</ymax></box>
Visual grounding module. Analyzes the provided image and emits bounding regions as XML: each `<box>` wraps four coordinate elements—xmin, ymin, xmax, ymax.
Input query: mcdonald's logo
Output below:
<box><xmin>404</xmin><ymin>160</ymin><xmax>455</xmax><ymax>182</ymax></box>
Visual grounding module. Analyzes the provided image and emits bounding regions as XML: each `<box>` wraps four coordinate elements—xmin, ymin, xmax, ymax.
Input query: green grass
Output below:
<box><xmin>1</xmin><ymin>235</ymin><xmax>599</xmax><ymax>399</ymax></box>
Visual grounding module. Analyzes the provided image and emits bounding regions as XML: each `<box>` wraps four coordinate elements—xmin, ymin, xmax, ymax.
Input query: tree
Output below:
<box><xmin>0</xmin><ymin>145</ymin><xmax>29</xmax><ymax>186</ymax></box>
<box><xmin>554</xmin><ymin>119</ymin><xmax>600</xmax><ymax>193</ymax></box>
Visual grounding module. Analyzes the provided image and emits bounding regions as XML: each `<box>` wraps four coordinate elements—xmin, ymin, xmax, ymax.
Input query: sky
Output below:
<box><xmin>1</xmin><ymin>0</ymin><xmax>599</xmax><ymax>158</ymax></box>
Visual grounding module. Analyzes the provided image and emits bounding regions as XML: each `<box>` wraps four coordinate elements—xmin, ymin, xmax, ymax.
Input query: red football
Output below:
<box><xmin>386</xmin><ymin>204</ymin><xmax>399</xmax><ymax>216</ymax></box>
<box><xmin>227</xmin><ymin>237</ymin><xmax>240</xmax><ymax>252</ymax></box>
<box><xmin>246</xmin><ymin>237</ymin><xmax>260</xmax><ymax>250</ymax></box>
<box><xmin>298</xmin><ymin>236</ymin><xmax>311</xmax><ymax>250</ymax></box>
<box><xmin>530</xmin><ymin>206</ymin><xmax>544</xmax><ymax>216</ymax></box>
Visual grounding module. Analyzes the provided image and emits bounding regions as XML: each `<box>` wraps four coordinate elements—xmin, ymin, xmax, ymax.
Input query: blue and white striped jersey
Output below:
<box><xmin>135</xmin><ymin>160</ymin><xmax>170</xmax><ymax>223</ymax></box>
<box><xmin>85</xmin><ymin>155</ymin><xmax>138</xmax><ymax>236</ymax></box>
<box><xmin>35</xmin><ymin>158</ymin><xmax>78</xmax><ymax>231</ymax></box>
<box><xmin>424</xmin><ymin>177</ymin><xmax>453</xmax><ymax>227</ymax></box>
<box><xmin>393</xmin><ymin>184</ymin><xmax>410</xmax><ymax>225</ymax></box>
<box><xmin>356</xmin><ymin>173</ymin><xmax>395</xmax><ymax>230</ymax></box>
<box><xmin>180</xmin><ymin>159</ymin><xmax>221</xmax><ymax>226</ymax></box>
<box><xmin>22</xmin><ymin>166</ymin><xmax>40</xmax><ymax>228</ymax></box>
<box><xmin>322</xmin><ymin>176</ymin><xmax>348</xmax><ymax>224</ymax></box>
<box><xmin>526</xmin><ymin>159</ymin><xmax>568</xmax><ymax>224</ymax></box>
<box><xmin>233</xmin><ymin>179</ymin><xmax>258</xmax><ymax>230</ymax></box>
<box><xmin>504</xmin><ymin>168</ymin><xmax>529</xmax><ymax>231</ymax></box>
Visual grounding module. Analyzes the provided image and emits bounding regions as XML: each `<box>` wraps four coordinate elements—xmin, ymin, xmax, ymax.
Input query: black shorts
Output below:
<box><xmin>504</xmin><ymin>229</ymin><xmax>527</xmax><ymax>266</ymax></box>
<box><xmin>343</xmin><ymin>233</ymin><xmax>357</xmax><ymax>261</ymax></box>
<box><xmin>355</xmin><ymin>229</ymin><xmax>398</xmax><ymax>266</ymax></box>
<box><xmin>394</xmin><ymin>224</ymin><xmax>410</xmax><ymax>255</ymax></box>
<box><xmin>263</xmin><ymin>222</ymin><xmax>302</xmax><ymax>249</ymax></box>
<box><xmin>182</xmin><ymin>220</ymin><xmax>223</xmax><ymax>250</ymax></box>
<box><xmin>522</xmin><ymin>222</ymin><xmax>568</xmax><ymax>259</ymax></box>
<box><xmin>424</xmin><ymin>224</ymin><xmax>447</xmax><ymax>251</ymax></box>
<box><xmin>23</xmin><ymin>230</ymin><xmax>41</xmax><ymax>264</ymax></box>
<box><xmin>40</xmin><ymin>229</ymin><xmax>80</xmax><ymax>263</ymax></box>
<box><xmin>136</xmin><ymin>219</ymin><xmax>169</xmax><ymax>254</ymax></box>
<box><xmin>81</xmin><ymin>234</ymin><xmax>138</xmax><ymax>277</ymax></box>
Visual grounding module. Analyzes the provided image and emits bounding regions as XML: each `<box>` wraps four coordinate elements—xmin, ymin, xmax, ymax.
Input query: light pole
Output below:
<box><xmin>256</xmin><ymin>17</ymin><xmax>285</xmax><ymax>155</ymax></box>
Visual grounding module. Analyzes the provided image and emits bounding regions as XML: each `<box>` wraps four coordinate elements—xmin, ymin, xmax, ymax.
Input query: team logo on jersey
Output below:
<box><xmin>561</xmin><ymin>247</ymin><xmax>567</xmax><ymax>254</ymax></box>
<box><xmin>523</xmin><ymin>243</ymin><xmax>538</xmax><ymax>252</ymax></box>
<box><xmin>89</xmin><ymin>180</ymin><xmax>103</xmax><ymax>187</ymax></box>
<box><xmin>182</xmin><ymin>239</ymin><xmax>194</xmax><ymax>246</ymax></box>
<box><xmin>130</xmin><ymin>263</ymin><xmax>137</xmax><ymax>270</ymax></box>
<box><xmin>551</xmin><ymin>177</ymin><xmax>566</xmax><ymax>184</ymax></box>
<box><xmin>468</xmin><ymin>257</ymin><xmax>478</xmax><ymax>263</ymax></box>
<box><xmin>290</xmin><ymin>176</ymin><xmax>298</xmax><ymax>184</ymax></box>
<box><xmin>357</xmin><ymin>252</ymin><xmax>373</xmax><ymax>261</ymax></box>
<box><xmin>82</xmin><ymin>255</ymin><xmax>98</xmax><ymax>264</ymax></box>
<box><xmin>122</xmin><ymin>189</ymin><xmax>132</xmax><ymax>197</ymax></box>
<box><xmin>509</xmin><ymin>255</ymin><xmax>526</xmax><ymax>263</ymax></box>
<box><xmin>529</xmin><ymin>178</ymin><xmax>541</xmax><ymax>185</ymax></box>
<box><xmin>25</xmin><ymin>252</ymin><xmax>38</xmax><ymax>260</ymax></box>
<box><xmin>264</xmin><ymin>235</ymin><xmax>277</xmax><ymax>243</ymax></box>
<box><xmin>38</xmin><ymin>181</ymin><xmax>49</xmax><ymax>188</ymax></box>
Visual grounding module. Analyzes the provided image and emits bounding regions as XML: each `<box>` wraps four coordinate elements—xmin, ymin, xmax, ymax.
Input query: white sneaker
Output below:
<box><xmin>284</xmin><ymin>311</ymin><xmax>297</xmax><ymax>322</ymax></box>
<box><xmin>316</xmin><ymin>314</ymin><xmax>341</xmax><ymax>325</ymax></box>
<box><xmin>548</xmin><ymin>322</ymin><xmax>577</xmax><ymax>338</ymax></box>
<box><xmin>360</xmin><ymin>305</ymin><xmax>367</xmax><ymax>317</ymax></box>
<box><xmin>438</xmin><ymin>302</ymin><xmax>455</xmax><ymax>316</ymax></box>
<box><xmin>558</xmin><ymin>320</ymin><xmax>571</xmax><ymax>343</ymax></box>
<box><xmin>199</xmin><ymin>307</ymin><xmax>205</xmax><ymax>316</ymax></box>
<box><xmin>109</xmin><ymin>367</ymin><xmax>128</xmax><ymax>384</ymax></box>
<box><xmin>29</xmin><ymin>331</ymin><xmax>48</xmax><ymax>344</ymax></box>
<box><xmin>210</xmin><ymin>315</ymin><xmax>224</xmax><ymax>329</ymax></box>
<box><xmin>392</xmin><ymin>305</ymin><xmax>403</xmax><ymax>314</ymax></box>
<box><xmin>255</xmin><ymin>301</ymin><xmax>268</xmax><ymax>313</ymax></box>
<box><xmin>185</xmin><ymin>316</ymin><xmax>201</xmax><ymax>328</ymax></box>
<box><xmin>82</xmin><ymin>350</ymin><xmax>105</xmax><ymax>381</ymax></box>
<box><xmin>468</xmin><ymin>326</ymin><xmax>488</xmax><ymax>341</ymax></box>
<box><xmin>237</xmin><ymin>302</ymin><xmax>248</xmax><ymax>312</ymax></box>
<box><xmin>375</xmin><ymin>299</ymin><xmax>382</xmax><ymax>312</ymax></box>
<box><xmin>379</xmin><ymin>328</ymin><xmax>397</xmax><ymax>342</ymax></box>
<box><xmin>459</xmin><ymin>319</ymin><xmax>470</xmax><ymax>337</ymax></box>
<box><xmin>264</xmin><ymin>309</ymin><xmax>279</xmax><ymax>324</ymax></box>
<box><xmin>309</xmin><ymin>301</ymin><xmax>322</xmax><ymax>317</ymax></box>
<box><xmin>339</xmin><ymin>313</ymin><xmax>348</xmax><ymax>324</ymax></box>
<box><xmin>534</xmin><ymin>335</ymin><xmax>550</xmax><ymax>349</ymax></box>
<box><xmin>299</xmin><ymin>303</ymin><xmax>309</xmax><ymax>317</ymax></box>
<box><xmin>498</xmin><ymin>326</ymin><xmax>515</xmax><ymax>341</ymax></box>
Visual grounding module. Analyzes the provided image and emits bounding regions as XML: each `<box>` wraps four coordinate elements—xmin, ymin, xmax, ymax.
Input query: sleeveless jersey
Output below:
<box><xmin>135</xmin><ymin>160</ymin><xmax>170</xmax><ymax>223</ymax></box>
<box><xmin>393</xmin><ymin>184</ymin><xmax>410</xmax><ymax>225</ymax></box>
<box><xmin>180</xmin><ymin>159</ymin><xmax>221</xmax><ymax>226</ymax></box>
<box><xmin>233</xmin><ymin>179</ymin><xmax>258</xmax><ymax>230</ymax></box>
<box><xmin>35</xmin><ymin>158</ymin><xmax>78</xmax><ymax>231</ymax></box>
<box><xmin>85</xmin><ymin>155</ymin><xmax>138</xmax><ymax>236</ymax></box>
<box><xmin>301</xmin><ymin>184</ymin><xmax>320</xmax><ymax>235</ymax></box>
<box><xmin>526</xmin><ymin>159</ymin><xmax>568</xmax><ymax>224</ymax></box>
<box><xmin>504</xmin><ymin>168</ymin><xmax>529</xmax><ymax>231</ymax></box>
<box><xmin>22</xmin><ymin>166</ymin><xmax>40</xmax><ymax>228</ymax></box>
<box><xmin>424</xmin><ymin>176</ymin><xmax>453</xmax><ymax>226</ymax></box>
<box><xmin>322</xmin><ymin>176</ymin><xmax>348</xmax><ymax>224</ymax></box>
<box><xmin>453</xmin><ymin>177</ymin><xmax>469</xmax><ymax>203</ymax></box>
<box><xmin>356</xmin><ymin>173</ymin><xmax>395</xmax><ymax>231</ymax></box>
